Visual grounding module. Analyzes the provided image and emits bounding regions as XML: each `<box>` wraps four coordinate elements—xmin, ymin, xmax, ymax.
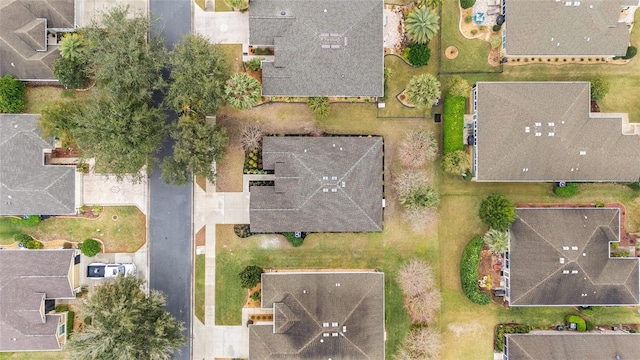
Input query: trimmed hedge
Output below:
<box><xmin>553</xmin><ymin>182</ymin><xmax>579</xmax><ymax>197</ymax></box>
<box><xmin>624</xmin><ymin>46</ymin><xmax>637</xmax><ymax>60</ymax></box>
<box><xmin>443</xmin><ymin>94</ymin><xmax>465</xmax><ymax>154</ymax></box>
<box><xmin>495</xmin><ymin>324</ymin><xmax>531</xmax><ymax>352</ymax></box>
<box><xmin>460</xmin><ymin>236</ymin><xmax>491</xmax><ymax>305</ymax></box>
<box><xmin>566</xmin><ymin>315</ymin><xmax>586</xmax><ymax>332</ymax></box>
<box><xmin>0</xmin><ymin>75</ymin><xmax>25</xmax><ymax>113</ymax></box>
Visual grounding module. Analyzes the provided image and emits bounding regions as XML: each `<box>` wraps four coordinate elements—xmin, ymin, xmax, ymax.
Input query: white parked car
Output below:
<box><xmin>87</xmin><ymin>263</ymin><xmax>136</xmax><ymax>279</ymax></box>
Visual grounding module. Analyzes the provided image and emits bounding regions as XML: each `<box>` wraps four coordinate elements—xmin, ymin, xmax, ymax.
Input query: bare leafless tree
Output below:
<box><xmin>240</xmin><ymin>124</ymin><xmax>263</xmax><ymax>152</ymax></box>
<box><xmin>398</xmin><ymin>129</ymin><xmax>438</xmax><ymax>168</ymax></box>
<box><xmin>394</xmin><ymin>327</ymin><xmax>442</xmax><ymax>360</ymax></box>
<box><xmin>397</xmin><ymin>259</ymin><xmax>441</xmax><ymax>325</ymax></box>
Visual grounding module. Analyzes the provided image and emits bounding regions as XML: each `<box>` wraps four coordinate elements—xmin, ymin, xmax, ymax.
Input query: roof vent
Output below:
<box><xmin>571</xmin><ymin>270</ymin><xmax>578</xmax><ymax>274</ymax></box>
<box><xmin>323</xmin><ymin>188</ymin><xmax>329</xmax><ymax>193</ymax></box>
<box><xmin>560</xmin><ymin>257</ymin><xmax>565</xmax><ymax>264</ymax></box>
<box><xmin>563</xmin><ymin>246</ymin><xmax>569</xmax><ymax>250</ymax></box>
<box><xmin>563</xmin><ymin>270</ymin><xmax>570</xmax><ymax>274</ymax></box>
<box><xmin>525</xmin><ymin>126</ymin><xmax>530</xmax><ymax>133</ymax></box>
<box><xmin>332</xmin><ymin>322</ymin><xmax>339</xmax><ymax>327</ymax></box>
<box><xmin>579</xmin><ymin>150</ymin><xmax>586</xmax><ymax>155</ymax></box>
<box><xmin>281</xmin><ymin>11</ymin><xmax>286</xmax><ymax>15</ymax></box>
<box><xmin>535</xmin><ymin>132</ymin><xmax>542</xmax><ymax>137</ymax></box>
<box><xmin>571</xmin><ymin>246</ymin><xmax>578</xmax><ymax>250</ymax></box>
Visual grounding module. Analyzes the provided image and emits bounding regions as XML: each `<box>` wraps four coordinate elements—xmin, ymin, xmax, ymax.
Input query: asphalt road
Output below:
<box><xmin>148</xmin><ymin>1</ymin><xmax>193</xmax><ymax>359</ymax></box>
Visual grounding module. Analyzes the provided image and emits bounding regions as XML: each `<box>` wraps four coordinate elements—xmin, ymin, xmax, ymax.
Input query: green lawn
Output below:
<box><xmin>195</xmin><ymin>254</ymin><xmax>206</xmax><ymax>324</ymax></box>
<box><xmin>442</xmin><ymin>94</ymin><xmax>465</xmax><ymax>153</ymax></box>
<box><xmin>23</xmin><ymin>86</ymin><xmax>91</xmax><ymax>114</ymax></box>
<box><xmin>0</xmin><ymin>350</ymin><xmax>67</xmax><ymax>360</ymax></box>
<box><xmin>214</xmin><ymin>0</ymin><xmax>233</xmax><ymax>12</ymax></box>
<box><xmin>440</xmin><ymin>0</ymin><xmax>498</xmax><ymax>73</ymax></box>
<box><xmin>0</xmin><ymin>207</ymin><xmax>146</xmax><ymax>253</ymax></box>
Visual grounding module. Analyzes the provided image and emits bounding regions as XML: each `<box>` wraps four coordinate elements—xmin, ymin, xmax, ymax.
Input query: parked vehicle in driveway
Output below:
<box><xmin>87</xmin><ymin>263</ymin><xmax>136</xmax><ymax>279</ymax></box>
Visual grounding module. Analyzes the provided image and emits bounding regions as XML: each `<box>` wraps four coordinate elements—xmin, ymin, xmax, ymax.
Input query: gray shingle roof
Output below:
<box><xmin>249</xmin><ymin>0</ymin><xmax>384</xmax><ymax>97</ymax></box>
<box><xmin>505</xmin><ymin>0</ymin><xmax>630</xmax><ymax>56</ymax></box>
<box><xmin>250</xmin><ymin>136</ymin><xmax>383</xmax><ymax>233</ymax></box>
<box><xmin>0</xmin><ymin>114</ymin><xmax>76</xmax><ymax>215</ymax></box>
<box><xmin>474</xmin><ymin>82</ymin><xmax>640</xmax><ymax>182</ymax></box>
<box><xmin>508</xmin><ymin>208</ymin><xmax>639</xmax><ymax>306</ymax></box>
<box><xmin>0</xmin><ymin>249</ymin><xmax>76</xmax><ymax>352</ymax></box>
<box><xmin>0</xmin><ymin>0</ymin><xmax>74</xmax><ymax>80</ymax></box>
<box><xmin>506</xmin><ymin>333</ymin><xmax>640</xmax><ymax>360</ymax></box>
<box><xmin>249</xmin><ymin>272</ymin><xmax>385</xmax><ymax>360</ymax></box>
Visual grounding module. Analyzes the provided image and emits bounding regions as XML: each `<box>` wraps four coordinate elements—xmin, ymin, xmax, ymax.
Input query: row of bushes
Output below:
<box><xmin>55</xmin><ymin>306</ymin><xmax>75</xmax><ymax>339</ymax></box>
<box><xmin>460</xmin><ymin>236</ymin><xmax>491</xmax><ymax>305</ymax></box>
<box><xmin>14</xmin><ymin>234</ymin><xmax>43</xmax><ymax>249</ymax></box>
<box><xmin>495</xmin><ymin>324</ymin><xmax>531</xmax><ymax>352</ymax></box>
<box><xmin>443</xmin><ymin>94</ymin><xmax>465</xmax><ymax>154</ymax></box>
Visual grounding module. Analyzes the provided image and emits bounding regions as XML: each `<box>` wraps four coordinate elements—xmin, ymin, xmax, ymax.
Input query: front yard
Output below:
<box><xmin>0</xmin><ymin>207</ymin><xmax>146</xmax><ymax>253</ymax></box>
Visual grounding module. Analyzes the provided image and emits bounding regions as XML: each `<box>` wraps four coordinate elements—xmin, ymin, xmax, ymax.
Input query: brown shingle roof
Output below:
<box><xmin>508</xmin><ymin>208</ymin><xmax>639</xmax><ymax>306</ymax></box>
<box><xmin>505</xmin><ymin>0</ymin><xmax>630</xmax><ymax>56</ymax></box>
<box><xmin>250</xmin><ymin>136</ymin><xmax>384</xmax><ymax>233</ymax></box>
<box><xmin>249</xmin><ymin>272</ymin><xmax>385</xmax><ymax>360</ymax></box>
<box><xmin>506</xmin><ymin>333</ymin><xmax>640</xmax><ymax>359</ymax></box>
<box><xmin>474</xmin><ymin>82</ymin><xmax>640</xmax><ymax>182</ymax></box>
<box><xmin>0</xmin><ymin>249</ymin><xmax>76</xmax><ymax>352</ymax></box>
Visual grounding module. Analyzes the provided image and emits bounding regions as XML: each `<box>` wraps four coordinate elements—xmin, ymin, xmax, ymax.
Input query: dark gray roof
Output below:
<box><xmin>508</xmin><ymin>208</ymin><xmax>639</xmax><ymax>306</ymax></box>
<box><xmin>249</xmin><ymin>272</ymin><xmax>385</xmax><ymax>360</ymax></box>
<box><xmin>474</xmin><ymin>82</ymin><xmax>640</xmax><ymax>182</ymax></box>
<box><xmin>250</xmin><ymin>136</ymin><xmax>383</xmax><ymax>233</ymax></box>
<box><xmin>0</xmin><ymin>0</ymin><xmax>74</xmax><ymax>80</ymax></box>
<box><xmin>249</xmin><ymin>0</ymin><xmax>384</xmax><ymax>97</ymax></box>
<box><xmin>0</xmin><ymin>114</ymin><xmax>76</xmax><ymax>215</ymax></box>
<box><xmin>505</xmin><ymin>0</ymin><xmax>630</xmax><ymax>56</ymax></box>
<box><xmin>0</xmin><ymin>249</ymin><xmax>76</xmax><ymax>352</ymax></box>
<box><xmin>506</xmin><ymin>333</ymin><xmax>640</xmax><ymax>360</ymax></box>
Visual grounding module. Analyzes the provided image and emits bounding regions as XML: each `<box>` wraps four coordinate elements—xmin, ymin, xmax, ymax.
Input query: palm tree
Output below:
<box><xmin>405</xmin><ymin>7</ymin><xmax>440</xmax><ymax>44</ymax></box>
<box><xmin>483</xmin><ymin>228</ymin><xmax>510</xmax><ymax>254</ymax></box>
<box><xmin>307</xmin><ymin>97</ymin><xmax>330</xmax><ymax>119</ymax></box>
<box><xmin>224</xmin><ymin>73</ymin><xmax>261</xmax><ymax>110</ymax></box>
<box><xmin>59</xmin><ymin>33</ymin><xmax>87</xmax><ymax>63</ymax></box>
<box><xmin>68</xmin><ymin>276</ymin><xmax>185</xmax><ymax>360</ymax></box>
<box><xmin>406</xmin><ymin>73</ymin><xmax>441</xmax><ymax>108</ymax></box>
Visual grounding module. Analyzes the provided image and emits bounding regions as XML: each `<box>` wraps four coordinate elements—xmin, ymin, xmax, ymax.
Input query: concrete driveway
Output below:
<box><xmin>193</xmin><ymin>6</ymin><xmax>249</xmax><ymax>45</ymax></box>
<box><xmin>75</xmin><ymin>0</ymin><xmax>148</xmax><ymax>27</ymax></box>
<box><xmin>79</xmin><ymin>245</ymin><xmax>149</xmax><ymax>292</ymax></box>
<box><xmin>82</xmin><ymin>170</ymin><xmax>148</xmax><ymax>215</ymax></box>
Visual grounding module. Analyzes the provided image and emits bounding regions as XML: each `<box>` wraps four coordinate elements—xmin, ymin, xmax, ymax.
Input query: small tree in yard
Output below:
<box><xmin>446</xmin><ymin>75</ymin><xmax>471</xmax><ymax>98</ymax></box>
<box><xmin>405</xmin><ymin>7</ymin><xmax>440</xmax><ymax>44</ymax></box>
<box><xmin>0</xmin><ymin>75</ymin><xmax>25</xmax><ymax>113</ymax></box>
<box><xmin>38</xmin><ymin>101</ymin><xmax>81</xmax><ymax>144</ymax></box>
<box><xmin>406</xmin><ymin>74</ymin><xmax>441</xmax><ymax>109</ymax></box>
<box><xmin>80</xmin><ymin>239</ymin><xmax>102</xmax><ymax>257</ymax></box>
<box><xmin>246</xmin><ymin>58</ymin><xmax>262</xmax><ymax>71</ymax></box>
<box><xmin>53</xmin><ymin>56</ymin><xmax>88</xmax><ymax>89</ymax></box>
<box><xmin>397</xmin><ymin>259</ymin><xmax>441</xmax><ymax>325</ymax></box>
<box><xmin>478</xmin><ymin>193</ymin><xmax>516</xmax><ymax>231</ymax></box>
<box><xmin>590</xmin><ymin>77</ymin><xmax>609</xmax><ymax>101</ymax></box>
<box><xmin>483</xmin><ymin>228</ymin><xmax>510</xmax><ymax>254</ymax></box>
<box><xmin>307</xmin><ymin>97</ymin><xmax>330</xmax><ymax>119</ymax></box>
<box><xmin>406</xmin><ymin>43</ymin><xmax>431</xmax><ymax>67</ymax></box>
<box><xmin>239</xmin><ymin>265</ymin><xmax>263</xmax><ymax>289</ymax></box>
<box><xmin>241</xmin><ymin>124</ymin><xmax>264</xmax><ymax>152</ymax></box>
<box><xmin>441</xmin><ymin>150</ymin><xmax>470</xmax><ymax>175</ymax></box>
<box><xmin>59</xmin><ymin>33</ymin><xmax>88</xmax><ymax>63</ymax></box>
<box><xmin>394</xmin><ymin>327</ymin><xmax>442</xmax><ymax>360</ymax></box>
<box><xmin>399</xmin><ymin>129</ymin><xmax>438</xmax><ymax>168</ymax></box>
<box><xmin>225</xmin><ymin>73</ymin><xmax>261</xmax><ymax>110</ymax></box>
<box><xmin>393</xmin><ymin>171</ymin><xmax>439</xmax><ymax>210</ymax></box>
<box><xmin>68</xmin><ymin>276</ymin><xmax>185</xmax><ymax>360</ymax></box>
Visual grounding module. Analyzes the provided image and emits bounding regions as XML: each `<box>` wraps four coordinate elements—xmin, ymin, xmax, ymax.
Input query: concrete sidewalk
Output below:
<box><xmin>192</xmin><ymin>176</ymin><xmax>251</xmax><ymax>359</ymax></box>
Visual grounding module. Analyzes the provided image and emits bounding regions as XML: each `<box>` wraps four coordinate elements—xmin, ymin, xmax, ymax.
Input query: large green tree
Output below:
<box><xmin>478</xmin><ymin>193</ymin><xmax>516</xmax><ymax>231</ymax></box>
<box><xmin>161</xmin><ymin>113</ymin><xmax>229</xmax><ymax>184</ymax></box>
<box><xmin>406</xmin><ymin>74</ymin><xmax>441</xmax><ymax>109</ymax></box>
<box><xmin>68</xmin><ymin>276</ymin><xmax>185</xmax><ymax>360</ymax></box>
<box><xmin>73</xmin><ymin>97</ymin><xmax>166</xmax><ymax>180</ymax></box>
<box><xmin>224</xmin><ymin>73</ymin><xmax>262</xmax><ymax>110</ymax></box>
<box><xmin>84</xmin><ymin>6</ymin><xmax>167</xmax><ymax>105</ymax></box>
<box><xmin>73</xmin><ymin>6</ymin><xmax>168</xmax><ymax>178</ymax></box>
<box><xmin>166</xmin><ymin>34</ymin><xmax>230</xmax><ymax>115</ymax></box>
<box><xmin>405</xmin><ymin>7</ymin><xmax>440</xmax><ymax>44</ymax></box>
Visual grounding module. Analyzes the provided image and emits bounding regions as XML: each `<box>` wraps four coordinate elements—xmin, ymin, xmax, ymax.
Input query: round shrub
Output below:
<box><xmin>25</xmin><ymin>238</ymin><xmax>44</xmax><ymax>249</ymax></box>
<box><xmin>14</xmin><ymin>233</ymin><xmax>33</xmax><ymax>243</ymax></box>
<box><xmin>283</xmin><ymin>232</ymin><xmax>305</xmax><ymax>247</ymax></box>
<box><xmin>80</xmin><ymin>239</ymin><xmax>102</xmax><ymax>257</ymax></box>
<box><xmin>460</xmin><ymin>0</ymin><xmax>476</xmax><ymax>9</ymax></box>
<box><xmin>623</xmin><ymin>46</ymin><xmax>637</xmax><ymax>60</ymax></box>
<box><xmin>493</xmin><ymin>24</ymin><xmax>502</xmax><ymax>32</ymax></box>
<box><xmin>406</xmin><ymin>43</ymin><xmax>431</xmax><ymax>67</ymax></box>
<box><xmin>553</xmin><ymin>182</ymin><xmax>579</xmax><ymax>197</ymax></box>
<box><xmin>53</xmin><ymin>57</ymin><xmax>88</xmax><ymax>89</ymax></box>
<box><xmin>239</xmin><ymin>265</ymin><xmax>263</xmax><ymax>289</ymax></box>
<box><xmin>464</xmin><ymin>15</ymin><xmax>472</xmax><ymax>24</ymax></box>
<box><xmin>566</xmin><ymin>315</ymin><xmax>586</xmax><ymax>332</ymax></box>
<box><xmin>246</xmin><ymin>57</ymin><xmax>262</xmax><ymax>71</ymax></box>
<box><xmin>478</xmin><ymin>193</ymin><xmax>516</xmax><ymax>231</ymax></box>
